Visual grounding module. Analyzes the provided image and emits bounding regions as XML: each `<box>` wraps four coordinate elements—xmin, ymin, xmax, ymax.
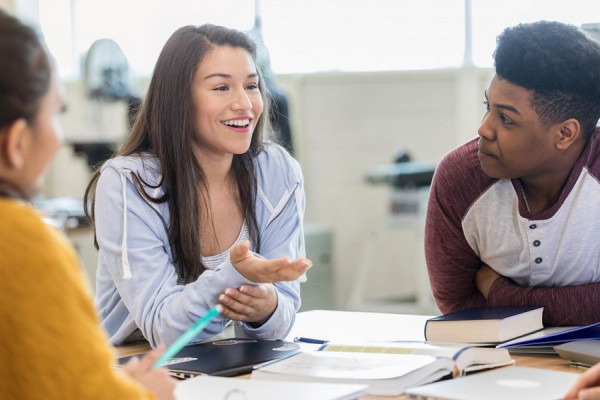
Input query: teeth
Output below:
<box><xmin>223</xmin><ymin>119</ymin><xmax>249</xmax><ymax>127</ymax></box>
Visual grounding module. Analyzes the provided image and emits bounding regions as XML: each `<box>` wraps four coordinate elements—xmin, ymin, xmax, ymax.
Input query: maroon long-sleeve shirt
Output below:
<box><xmin>425</xmin><ymin>130</ymin><xmax>600</xmax><ymax>326</ymax></box>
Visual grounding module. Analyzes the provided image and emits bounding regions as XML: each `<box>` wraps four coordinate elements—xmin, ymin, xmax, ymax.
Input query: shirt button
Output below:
<box><xmin>535</xmin><ymin>257</ymin><xmax>543</xmax><ymax>264</ymax></box>
<box><xmin>533</xmin><ymin>240</ymin><xmax>541</xmax><ymax>247</ymax></box>
<box><xmin>529</xmin><ymin>224</ymin><xmax>537</xmax><ymax>229</ymax></box>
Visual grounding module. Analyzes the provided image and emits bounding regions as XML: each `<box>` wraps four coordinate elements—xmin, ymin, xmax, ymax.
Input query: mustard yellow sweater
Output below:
<box><xmin>0</xmin><ymin>198</ymin><xmax>156</xmax><ymax>400</ymax></box>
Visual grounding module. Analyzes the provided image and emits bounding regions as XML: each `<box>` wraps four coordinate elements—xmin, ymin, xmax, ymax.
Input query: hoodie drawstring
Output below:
<box><xmin>294</xmin><ymin>185</ymin><xmax>308</xmax><ymax>283</ymax></box>
<box><xmin>293</xmin><ymin>186</ymin><xmax>306</xmax><ymax>259</ymax></box>
<box><xmin>120</xmin><ymin>173</ymin><xmax>132</xmax><ymax>279</ymax></box>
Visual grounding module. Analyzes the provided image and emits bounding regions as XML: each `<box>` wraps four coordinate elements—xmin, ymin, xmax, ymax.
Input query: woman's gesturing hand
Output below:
<box><xmin>230</xmin><ymin>240</ymin><xmax>312</xmax><ymax>283</ymax></box>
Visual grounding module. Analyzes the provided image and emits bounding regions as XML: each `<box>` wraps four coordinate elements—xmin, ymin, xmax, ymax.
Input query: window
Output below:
<box><xmin>34</xmin><ymin>0</ymin><xmax>600</xmax><ymax>79</ymax></box>
<box><xmin>39</xmin><ymin>0</ymin><xmax>254</xmax><ymax>78</ymax></box>
<box><xmin>260</xmin><ymin>0</ymin><xmax>465</xmax><ymax>73</ymax></box>
<box><xmin>470</xmin><ymin>0</ymin><xmax>600</xmax><ymax>67</ymax></box>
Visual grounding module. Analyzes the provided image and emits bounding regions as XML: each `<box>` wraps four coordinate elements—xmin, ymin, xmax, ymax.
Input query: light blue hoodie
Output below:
<box><xmin>93</xmin><ymin>144</ymin><xmax>306</xmax><ymax>347</ymax></box>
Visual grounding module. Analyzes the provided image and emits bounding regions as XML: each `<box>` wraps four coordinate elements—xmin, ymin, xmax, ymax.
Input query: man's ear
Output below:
<box><xmin>1</xmin><ymin>118</ymin><xmax>29</xmax><ymax>169</ymax></box>
<box><xmin>555</xmin><ymin>118</ymin><xmax>581</xmax><ymax>151</ymax></box>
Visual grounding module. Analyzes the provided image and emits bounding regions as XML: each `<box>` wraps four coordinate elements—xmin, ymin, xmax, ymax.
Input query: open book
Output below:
<box><xmin>320</xmin><ymin>341</ymin><xmax>514</xmax><ymax>374</ymax></box>
<box><xmin>252</xmin><ymin>351</ymin><xmax>451</xmax><ymax>396</ymax></box>
<box><xmin>251</xmin><ymin>342</ymin><xmax>513</xmax><ymax>396</ymax></box>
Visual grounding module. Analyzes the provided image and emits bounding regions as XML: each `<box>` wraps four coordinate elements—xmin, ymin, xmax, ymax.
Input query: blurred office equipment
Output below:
<box><xmin>348</xmin><ymin>151</ymin><xmax>438</xmax><ymax>314</ymax></box>
<box><xmin>34</xmin><ymin>196</ymin><xmax>97</xmax><ymax>289</ymax></box>
<box><xmin>84</xmin><ymin>38</ymin><xmax>141</xmax><ymax>128</ymax></box>
<box><xmin>34</xmin><ymin>196</ymin><xmax>88</xmax><ymax>231</ymax></box>
<box><xmin>71</xmin><ymin>38</ymin><xmax>140</xmax><ymax>171</ymax></box>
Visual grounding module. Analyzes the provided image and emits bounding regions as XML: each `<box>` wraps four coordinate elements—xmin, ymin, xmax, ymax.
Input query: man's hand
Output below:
<box><xmin>230</xmin><ymin>240</ymin><xmax>311</xmax><ymax>283</ymax></box>
<box><xmin>475</xmin><ymin>263</ymin><xmax>501</xmax><ymax>299</ymax></box>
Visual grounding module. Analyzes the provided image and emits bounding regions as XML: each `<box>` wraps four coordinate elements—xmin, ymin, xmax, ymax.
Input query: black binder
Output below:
<box><xmin>119</xmin><ymin>338</ymin><xmax>301</xmax><ymax>378</ymax></box>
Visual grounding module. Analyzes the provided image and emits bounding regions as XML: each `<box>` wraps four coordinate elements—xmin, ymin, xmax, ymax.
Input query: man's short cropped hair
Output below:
<box><xmin>494</xmin><ymin>21</ymin><xmax>600</xmax><ymax>138</ymax></box>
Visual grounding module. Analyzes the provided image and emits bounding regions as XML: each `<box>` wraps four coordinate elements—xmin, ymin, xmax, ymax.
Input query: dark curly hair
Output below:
<box><xmin>494</xmin><ymin>20</ymin><xmax>600</xmax><ymax>139</ymax></box>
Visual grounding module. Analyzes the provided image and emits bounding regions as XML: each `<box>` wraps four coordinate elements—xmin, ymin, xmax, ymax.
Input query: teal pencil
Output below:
<box><xmin>152</xmin><ymin>305</ymin><xmax>222</xmax><ymax>368</ymax></box>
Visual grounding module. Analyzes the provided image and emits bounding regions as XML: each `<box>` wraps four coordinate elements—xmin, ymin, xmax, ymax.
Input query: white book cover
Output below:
<box><xmin>405</xmin><ymin>366</ymin><xmax>580</xmax><ymax>400</ymax></box>
<box><xmin>174</xmin><ymin>375</ymin><xmax>367</xmax><ymax>400</ymax></box>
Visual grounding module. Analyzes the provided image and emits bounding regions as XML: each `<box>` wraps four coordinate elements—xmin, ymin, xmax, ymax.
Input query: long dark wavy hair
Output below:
<box><xmin>84</xmin><ymin>24</ymin><xmax>269</xmax><ymax>284</ymax></box>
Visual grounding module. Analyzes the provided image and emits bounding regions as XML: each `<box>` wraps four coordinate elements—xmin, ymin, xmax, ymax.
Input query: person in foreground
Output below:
<box><xmin>565</xmin><ymin>362</ymin><xmax>600</xmax><ymax>399</ymax></box>
<box><xmin>425</xmin><ymin>20</ymin><xmax>600</xmax><ymax>326</ymax></box>
<box><xmin>84</xmin><ymin>24</ymin><xmax>311</xmax><ymax>348</ymax></box>
<box><xmin>0</xmin><ymin>9</ymin><xmax>175</xmax><ymax>400</ymax></box>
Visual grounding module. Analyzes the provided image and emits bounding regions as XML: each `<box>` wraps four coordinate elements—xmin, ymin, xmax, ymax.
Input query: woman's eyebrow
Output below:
<box><xmin>203</xmin><ymin>73</ymin><xmax>259</xmax><ymax>80</ymax></box>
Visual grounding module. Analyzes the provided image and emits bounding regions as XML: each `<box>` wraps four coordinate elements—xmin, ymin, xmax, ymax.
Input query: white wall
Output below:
<box><xmin>278</xmin><ymin>68</ymin><xmax>493</xmax><ymax>310</ymax></box>
<box><xmin>44</xmin><ymin>67</ymin><xmax>495</xmax><ymax>311</ymax></box>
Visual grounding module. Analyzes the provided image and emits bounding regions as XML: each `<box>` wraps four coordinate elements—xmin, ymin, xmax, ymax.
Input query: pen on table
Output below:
<box><xmin>153</xmin><ymin>305</ymin><xmax>221</xmax><ymax>368</ymax></box>
<box><xmin>293</xmin><ymin>336</ymin><xmax>328</xmax><ymax>345</ymax></box>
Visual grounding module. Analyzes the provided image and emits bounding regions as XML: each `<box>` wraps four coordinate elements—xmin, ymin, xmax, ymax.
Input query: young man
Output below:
<box><xmin>425</xmin><ymin>20</ymin><xmax>600</xmax><ymax>326</ymax></box>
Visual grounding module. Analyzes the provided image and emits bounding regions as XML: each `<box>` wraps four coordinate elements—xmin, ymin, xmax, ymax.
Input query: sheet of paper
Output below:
<box><xmin>257</xmin><ymin>351</ymin><xmax>438</xmax><ymax>379</ymax></box>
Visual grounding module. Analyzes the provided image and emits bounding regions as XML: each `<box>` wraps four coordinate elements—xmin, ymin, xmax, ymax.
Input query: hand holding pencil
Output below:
<box><xmin>122</xmin><ymin>345</ymin><xmax>176</xmax><ymax>400</ymax></box>
<box><xmin>153</xmin><ymin>305</ymin><xmax>222</xmax><ymax>368</ymax></box>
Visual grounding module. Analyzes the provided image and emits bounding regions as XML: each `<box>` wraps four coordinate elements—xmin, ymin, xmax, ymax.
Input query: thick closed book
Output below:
<box><xmin>251</xmin><ymin>351</ymin><xmax>455</xmax><ymax>396</ymax></box>
<box><xmin>119</xmin><ymin>338</ymin><xmax>301</xmax><ymax>378</ymax></box>
<box><xmin>174</xmin><ymin>375</ymin><xmax>368</xmax><ymax>400</ymax></box>
<box><xmin>424</xmin><ymin>306</ymin><xmax>544</xmax><ymax>344</ymax></box>
<box><xmin>405</xmin><ymin>366</ymin><xmax>580</xmax><ymax>400</ymax></box>
<box><xmin>320</xmin><ymin>341</ymin><xmax>514</xmax><ymax>374</ymax></box>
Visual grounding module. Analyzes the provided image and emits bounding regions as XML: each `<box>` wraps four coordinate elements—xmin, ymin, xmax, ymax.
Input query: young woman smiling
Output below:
<box><xmin>84</xmin><ymin>24</ymin><xmax>311</xmax><ymax>348</ymax></box>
